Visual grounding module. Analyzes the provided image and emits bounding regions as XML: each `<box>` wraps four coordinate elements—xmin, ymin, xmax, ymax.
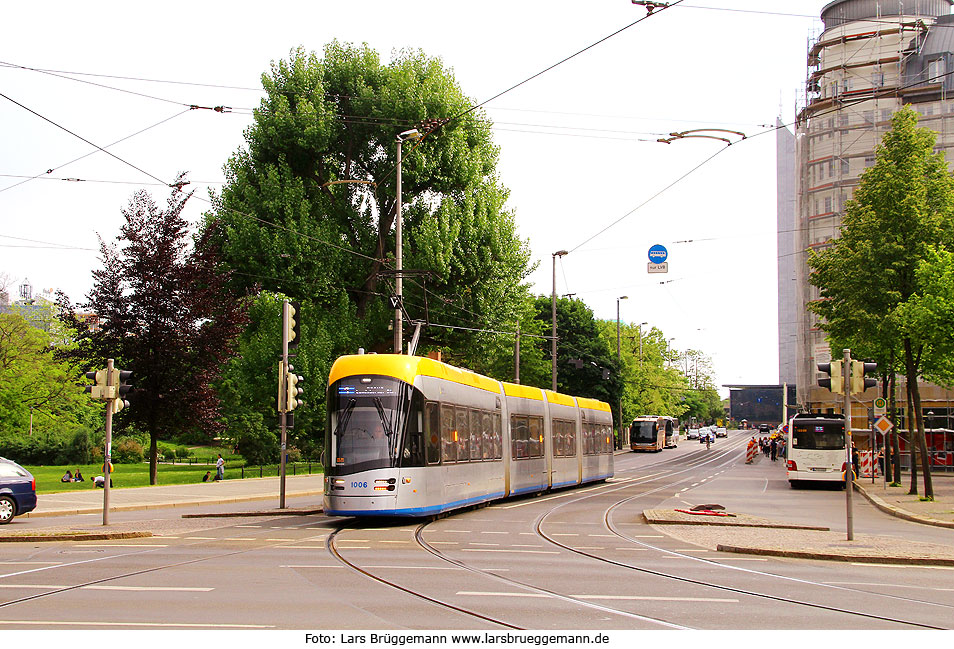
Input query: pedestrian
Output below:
<box><xmin>216</xmin><ymin>454</ymin><xmax>225</xmax><ymax>481</ymax></box>
<box><xmin>770</xmin><ymin>437</ymin><xmax>778</xmax><ymax>462</ymax></box>
<box><xmin>877</xmin><ymin>448</ymin><xmax>884</xmax><ymax>475</ymax></box>
<box><xmin>851</xmin><ymin>442</ymin><xmax>860</xmax><ymax>479</ymax></box>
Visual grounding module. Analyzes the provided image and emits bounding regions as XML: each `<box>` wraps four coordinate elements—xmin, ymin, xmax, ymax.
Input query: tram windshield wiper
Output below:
<box><xmin>373</xmin><ymin>397</ymin><xmax>398</xmax><ymax>463</ymax></box>
<box><xmin>334</xmin><ymin>400</ymin><xmax>357</xmax><ymax>440</ymax></box>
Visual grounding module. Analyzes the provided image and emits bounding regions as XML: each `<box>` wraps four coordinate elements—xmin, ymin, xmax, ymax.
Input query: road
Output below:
<box><xmin>1</xmin><ymin>430</ymin><xmax>952</xmax><ymax>631</ymax></box>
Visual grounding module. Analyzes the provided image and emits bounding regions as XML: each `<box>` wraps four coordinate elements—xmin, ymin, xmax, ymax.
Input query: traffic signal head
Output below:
<box><xmin>850</xmin><ymin>360</ymin><xmax>877</xmax><ymax>395</ymax></box>
<box><xmin>286</xmin><ymin>370</ymin><xmax>304</xmax><ymax>411</ymax></box>
<box><xmin>284</xmin><ymin>301</ymin><xmax>301</xmax><ymax>349</ymax></box>
<box><xmin>84</xmin><ymin>369</ymin><xmax>112</xmax><ymax>399</ymax></box>
<box><xmin>817</xmin><ymin>360</ymin><xmax>844</xmax><ymax>394</ymax></box>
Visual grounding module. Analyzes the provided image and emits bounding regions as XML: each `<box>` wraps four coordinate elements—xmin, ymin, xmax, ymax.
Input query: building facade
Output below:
<box><xmin>793</xmin><ymin>0</ymin><xmax>954</xmax><ymax>432</ymax></box>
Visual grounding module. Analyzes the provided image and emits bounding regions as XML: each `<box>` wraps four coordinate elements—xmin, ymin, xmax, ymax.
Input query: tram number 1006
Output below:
<box><xmin>351</xmin><ymin>481</ymin><xmax>368</xmax><ymax>489</ymax></box>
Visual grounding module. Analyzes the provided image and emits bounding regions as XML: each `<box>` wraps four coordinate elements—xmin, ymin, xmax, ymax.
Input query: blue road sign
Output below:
<box><xmin>648</xmin><ymin>244</ymin><xmax>668</xmax><ymax>263</ymax></box>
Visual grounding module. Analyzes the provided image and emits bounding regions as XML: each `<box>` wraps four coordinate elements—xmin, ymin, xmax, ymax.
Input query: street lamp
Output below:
<box><xmin>395</xmin><ymin>128</ymin><xmax>422</xmax><ymax>354</ymax></box>
<box><xmin>637</xmin><ymin>321</ymin><xmax>648</xmax><ymax>368</ymax></box>
<box><xmin>617</xmin><ymin>296</ymin><xmax>628</xmax><ymax>450</ymax></box>
<box><xmin>667</xmin><ymin>337</ymin><xmax>675</xmax><ymax>366</ymax></box>
<box><xmin>551</xmin><ymin>249</ymin><xmax>568</xmax><ymax>391</ymax></box>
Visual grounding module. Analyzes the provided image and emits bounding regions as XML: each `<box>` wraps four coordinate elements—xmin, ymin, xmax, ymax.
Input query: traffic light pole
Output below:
<box><xmin>843</xmin><ymin>348</ymin><xmax>854</xmax><ymax>541</ymax></box>
<box><xmin>103</xmin><ymin>358</ymin><xmax>114</xmax><ymax>526</ymax></box>
<box><xmin>279</xmin><ymin>301</ymin><xmax>289</xmax><ymax>510</ymax></box>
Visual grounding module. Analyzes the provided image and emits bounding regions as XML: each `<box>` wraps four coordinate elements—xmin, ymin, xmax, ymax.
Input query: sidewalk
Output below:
<box><xmin>852</xmin><ymin>472</ymin><xmax>954</xmax><ymax>528</ymax></box>
<box><xmin>19</xmin><ymin>473</ymin><xmax>325</xmax><ymax>519</ymax></box>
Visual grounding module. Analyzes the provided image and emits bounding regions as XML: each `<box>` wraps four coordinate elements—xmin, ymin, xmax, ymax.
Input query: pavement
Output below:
<box><xmin>2</xmin><ymin>460</ymin><xmax>954</xmax><ymax>566</ymax></box>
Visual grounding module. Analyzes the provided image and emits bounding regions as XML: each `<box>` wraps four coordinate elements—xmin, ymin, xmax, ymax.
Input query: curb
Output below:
<box><xmin>716</xmin><ymin>543</ymin><xmax>954</xmax><ymax>566</ymax></box>
<box><xmin>181</xmin><ymin>508</ymin><xmax>323</xmax><ymax>518</ymax></box>
<box><xmin>23</xmin><ymin>489</ymin><xmax>326</xmax><ymax>519</ymax></box>
<box><xmin>852</xmin><ymin>482</ymin><xmax>954</xmax><ymax>529</ymax></box>
<box><xmin>643</xmin><ymin>509</ymin><xmax>829</xmax><ymax>531</ymax></box>
<box><xmin>0</xmin><ymin>531</ymin><xmax>153</xmax><ymax>543</ymax></box>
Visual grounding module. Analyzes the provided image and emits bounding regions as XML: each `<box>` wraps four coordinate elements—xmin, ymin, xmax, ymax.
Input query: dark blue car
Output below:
<box><xmin>0</xmin><ymin>457</ymin><xmax>37</xmax><ymax>524</ymax></box>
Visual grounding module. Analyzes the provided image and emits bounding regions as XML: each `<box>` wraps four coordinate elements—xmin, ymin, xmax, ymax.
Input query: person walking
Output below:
<box><xmin>770</xmin><ymin>437</ymin><xmax>778</xmax><ymax>462</ymax></box>
<box><xmin>215</xmin><ymin>454</ymin><xmax>225</xmax><ymax>481</ymax></box>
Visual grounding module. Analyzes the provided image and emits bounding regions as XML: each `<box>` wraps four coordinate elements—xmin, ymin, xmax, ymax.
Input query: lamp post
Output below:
<box><xmin>395</xmin><ymin>128</ymin><xmax>422</xmax><ymax>354</ymax></box>
<box><xmin>551</xmin><ymin>249</ymin><xmax>568</xmax><ymax>391</ymax></box>
<box><xmin>617</xmin><ymin>296</ymin><xmax>628</xmax><ymax>450</ymax></box>
<box><xmin>637</xmin><ymin>322</ymin><xmax>648</xmax><ymax>368</ymax></box>
<box><xmin>667</xmin><ymin>337</ymin><xmax>675</xmax><ymax>366</ymax></box>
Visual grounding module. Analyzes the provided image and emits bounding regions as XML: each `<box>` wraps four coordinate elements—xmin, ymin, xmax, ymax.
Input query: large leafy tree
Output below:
<box><xmin>59</xmin><ymin>178</ymin><xmax>247</xmax><ymax>483</ymax></box>
<box><xmin>809</xmin><ymin>106</ymin><xmax>954</xmax><ymax>499</ymax></box>
<box><xmin>207</xmin><ymin>44</ymin><xmax>535</xmax><ymax>445</ymax></box>
<box><xmin>0</xmin><ymin>312</ymin><xmax>97</xmax><ymax>438</ymax></box>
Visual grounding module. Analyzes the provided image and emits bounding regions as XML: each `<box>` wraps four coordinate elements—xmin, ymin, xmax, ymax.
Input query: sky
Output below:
<box><xmin>0</xmin><ymin>0</ymin><xmax>835</xmax><ymax>392</ymax></box>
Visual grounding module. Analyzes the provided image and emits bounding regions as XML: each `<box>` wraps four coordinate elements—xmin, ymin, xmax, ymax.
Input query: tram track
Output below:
<box><xmin>530</xmin><ymin>437</ymin><xmax>950</xmax><ymax>630</ymax></box>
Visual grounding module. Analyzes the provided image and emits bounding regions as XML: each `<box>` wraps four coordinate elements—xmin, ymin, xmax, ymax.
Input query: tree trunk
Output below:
<box><xmin>150</xmin><ymin>434</ymin><xmax>158</xmax><ymax>485</ymax></box>
<box><xmin>905</xmin><ymin>340</ymin><xmax>934</xmax><ymax>499</ymax></box>
<box><xmin>906</xmin><ymin>374</ymin><xmax>918</xmax><ymax>496</ymax></box>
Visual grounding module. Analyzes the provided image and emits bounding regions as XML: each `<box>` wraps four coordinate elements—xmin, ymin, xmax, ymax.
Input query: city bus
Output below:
<box><xmin>786</xmin><ymin>413</ymin><xmax>848</xmax><ymax>488</ymax></box>
<box><xmin>630</xmin><ymin>416</ymin><xmax>677</xmax><ymax>452</ymax></box>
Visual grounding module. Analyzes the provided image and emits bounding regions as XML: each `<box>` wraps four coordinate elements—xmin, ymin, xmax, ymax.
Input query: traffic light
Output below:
<box><xmin>817</xmin><ymin>360</ymin><xmax>844</xmax><ymax>394</ymax></box>
<box><xmin>84</xmin><ymin>369</ymin><xmax>111</xmax><ymax>400</ymax></box>
<box><xmin>286</xmin><ymin>366</ymin><xmax>304</xmax><ymax>411</ymax></box>
<box><xmin>850</xmin><ymin>360</ymin><xmax>877</xmax><ymax>395</ymax></box>
<box><xmin>284</xmin><ymin>301</ymin><xmax>301</xmax><ymax>349</ymax></box>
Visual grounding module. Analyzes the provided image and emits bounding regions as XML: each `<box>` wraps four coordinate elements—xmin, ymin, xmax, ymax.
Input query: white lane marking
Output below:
<box><xmin>379</xmin><ymin>540</ymin><xmax>410</xmax><ymax>544</ymax></box>
<box><xmin>221</xmin><ymin>538</ymin><xmax>259</xmax><ymax>541</ymax></box>
<box><xmin>185</xmin><ymin>537</ymin><xmax>217</xmax><ymax>540</ymax></box>
<box><xmin>429</xmin><ymin>541</ymin><xmax>459</xmax><ymax>545</ymax></box>
<box><xmin>825</xmin><ymin>581</ymin><xmax>954</xmax><ymax>591</ymax></box>
<box><xmin>512</xmin><ymin>544</ymin><xmax>543</xmax><ymax>548</ymax></box>
<box><xmin>456</xmin><ymin>591</ymin><xmax>737</xmax><ymax>603</ymax></box>
<box><xmin>275</xmin><ymin>545</ymin><xmax>332</xmax><ymax>549</ymax></box>
<box><xmin>589</xmin><ymin>534</ymin><xmax>616</xmax><ymax>538</ymax></box>
<box><xmin>461</xmin><ymin>549</ymin><xmax>560</xmax><ymax>554</ymax></box>
<box><xmin>615</xmin><ymin>548</ymin><xmax>648</xmax><ymax>551</ymax></box>
<box><xmin>470</xmin><ymin>543</ymin><xmax>500</xmax><ymax>547</ymax></box>
<box><xmin>0</xmin><ymin>562</ymin><xmax>61</xmax><ymax>565</ymax></box>
<box><xmin>480</xmin><ymin>531</ymin><xmax>509</xmax><ymax>535</ymax></box>
<box><xmin>281</xmin><ymin>565</ymin><xmax>344</xmax><ymax>568</ymax></box>
<box><xmin>629</xmin><ymin>535</ymin><xmax>664</xmax><ymax>538</ymax></box>
<box><xmin>849</xmin><ymin>563</ymin><xmax>954</xmax><ymax>570</ymax></box>
<box><xmin>234</xmin><ymin>525</ymin><xmax>261</xmax><ymax>528</ymax></box>
<box><xmin>71</xmin><ymin>544</ymin><xmax>168</xmax><ymax>548</ymax></box>
<box><xmin>0</xmin><ymin>620</ymin><xmax>272</xmax><ymax>628</ymax></box>
<box><xmin>440</xmin><ymin>530</ymin><xmax>471</xmax><ymax>533</ymax></box>
<box><xmin>718</xmin><ymin>557</ymin><xmax>768</xmax><ymax>561</ymax></box>
<box><xmin>0</xmin><ymin>584</ymin><xmax>213</xmax><ymax>592</ymax></box>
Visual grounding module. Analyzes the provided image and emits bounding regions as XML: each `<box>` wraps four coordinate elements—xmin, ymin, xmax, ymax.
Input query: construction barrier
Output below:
<box><xmin>859</xmin><ymin>450</ymin><xmax>882</xmax><ymax>477</ymax></box>
<box><xmin>745</xmin><ymin>442</ymin><xmax>758</xmax><ymax>464</ymax></box>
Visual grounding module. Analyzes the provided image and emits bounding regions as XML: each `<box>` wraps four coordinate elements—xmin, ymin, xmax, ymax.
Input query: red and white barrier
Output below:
<box><xmin>745</xmin><ymin>443</ymin><xmax>758</xmax><ymax>464</ymax></box>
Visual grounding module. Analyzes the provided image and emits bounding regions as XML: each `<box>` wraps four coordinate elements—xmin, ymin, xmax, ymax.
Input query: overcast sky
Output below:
<box><xmin>0</xmin><ymin>1</ymin><xmax>834</xmax><ymax>391</ymax></box>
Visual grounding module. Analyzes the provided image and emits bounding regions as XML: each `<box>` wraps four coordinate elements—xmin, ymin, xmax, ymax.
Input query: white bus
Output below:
<box><xmin>786</xmin><ymin>413</ymin><xmax>848</xmax><ymax>488</ymax></box>
<box><xmin>630</xmin><ymin>416</ymin><xmax>678</xmax><ymax>452</ymax></box>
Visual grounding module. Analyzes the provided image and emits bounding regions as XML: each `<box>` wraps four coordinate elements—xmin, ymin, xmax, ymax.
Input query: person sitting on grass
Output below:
<box><xmin>202</xmin><ymin>471</ymin><xmax>211</xmax><ymax>482</ymax></box>
<box><xmin>73</xmin><ymin>469</ymin><xmax>84</xmax><ymax>482</ymax></box>
<box><xmin>61</xmin><ymin>470</ymin><xmax>73</xmax><ymax>483</ymax></box>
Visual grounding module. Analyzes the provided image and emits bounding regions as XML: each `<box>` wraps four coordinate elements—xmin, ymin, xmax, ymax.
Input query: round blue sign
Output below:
<box><xmin>648</xmin><ymin>244</ymin><xmax>668</xmax><ymax>264</ymax></box>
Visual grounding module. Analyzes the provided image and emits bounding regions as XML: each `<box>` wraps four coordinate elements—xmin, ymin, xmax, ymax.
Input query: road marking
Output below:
<box><xmin>552</xmin><ymin>533</ymin><xmax>579</xmax><ymax>537</ymax></box>
<box><xmin>429</xmin><ymin>541</ymin><xmax>459</xmax><ymax>545</ymax></box>
<box><xmin>72</xmin><ymin>544</ymin><xmax>168</xmax><ymax>548</ymax></box>
<box><xmin>379</xmin><ymin>540</ymin><xmax>410</xmax><ymax>544</ymax></box>
<box><xmin>589</xmin><ymin>534</ymin><xmax>616</xmax><ymax>538</ymax></box>
<box><xmin>481</xmin><ymin>531</ymin><xmax>509</xmax><ymax>534</ymax></box>
<box><xmin>461</xmin><ymin>549</ymin><xmax>560</xmax><ymax>554</ymax></box>
<box><xmin>0</xmin><ymin>620</ymin><xmax>272</xmax><ymax>628</ymax></box>
<box><xmin>718</xmin><ymin>557</ymin><xmax>768</xmax><ymax>561</ymax></box>
<box><xmin>275</xmin><ymin>545</ymin><xmax>331</xmax><ymax>549</ymax></box>
<box><xmin>470</xmin><ymin>542</ymin><xmax>500</xmax><ymax>546</ymax></box>
<box><xmin>281</xmin><ymin>565</ymin><xmax>344</xmax><ymax>568</ymax></box>
<box><xmin>849</xmin><ymin>563</ymin><xmax>954</xmax><ymax>570</ymax></box>
<box><xmin>456</xmin><ymin>591</ymin><xmax>737</xmax><ymax>603</ymax></box>
<box><xmin>185</xmin><ymin>537</ymin><xmax>217</xmax><ymax>540</ymax></box>
<box><xmin>0</xmin><ymin>562</ymin><xmax>61</xmax><ymax>565</ymax></box>
<box><xmin>575</xmin><ymin>546</ymin><xmax>604</xmax><ymax>550</ymax></box>
<box><xmin>512</xmin><ymin>544</ymin><xmax>543</xmax><ymax>548</ymax></box>
<box><xmin>615</xmin><ymin>548</ymin><xmax>648</xmax><ymax>551</ymax></box>
<box><xmin>629</xmin><ymin>535</ymin><xmax>664</xmax><ymax>538</ymax></box>
<box><xmin>440</xmin><ymin>530</ymin><xmax>471</xmax><ymax>533</ymax></box>
<box><xmin>0</xmin><ymin>584</ymin><xmax>213</xmax><ymax>592</ymax></box>
<box><xmin>235</xmin><ymin>525</ymin><xmax>261</xmax><ymax>528</ymax></box>
<box><xmin>824</xmin><ymin>581</ymin><xmax>954</xmax><ymax>591</ymax></box>
<box><xmin>221</xmin><ymin>537</ymin><xmax>259</xmax><ymax>541</ymax></box>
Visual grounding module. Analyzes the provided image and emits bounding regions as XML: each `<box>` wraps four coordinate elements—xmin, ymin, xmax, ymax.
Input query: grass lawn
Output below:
<box><xmin>26</xmin><ymin>460</ymin><xmax>323</xmax><ymax>494</ymax></box>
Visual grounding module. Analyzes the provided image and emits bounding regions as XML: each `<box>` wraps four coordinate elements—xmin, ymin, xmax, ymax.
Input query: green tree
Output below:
<box><xmin>809</xmin><ymin>106</ymin><xmax>954</xmax><ymax>499</ymax></box>
<box><xmin>59</xmin><ymin>180</ymin><xmax>247</xmax><ymax>484</ymax></box>
<box><xmin>207</xmin><ymin>44</ymin><xmax>535</xmax><ymax>437</ymax></box>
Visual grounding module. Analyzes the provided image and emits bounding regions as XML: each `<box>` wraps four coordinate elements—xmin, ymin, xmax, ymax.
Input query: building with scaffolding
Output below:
<box><xmin>790</xmin><ymin>0</ymin><xmax>954</xmax><ymax>468</ymax></box>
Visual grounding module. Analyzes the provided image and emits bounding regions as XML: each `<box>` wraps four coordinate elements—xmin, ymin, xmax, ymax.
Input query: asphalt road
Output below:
<box><xmin>1</xmin><ymin>430</ymin><xmax>952</xmax><ymax>632</ymax></box>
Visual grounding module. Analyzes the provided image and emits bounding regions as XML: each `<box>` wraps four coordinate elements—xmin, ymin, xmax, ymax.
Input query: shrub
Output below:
<box><xmin>113</xmin><ymin>437</ymin><xmax>145</xmax><ymax>464</ymax></box>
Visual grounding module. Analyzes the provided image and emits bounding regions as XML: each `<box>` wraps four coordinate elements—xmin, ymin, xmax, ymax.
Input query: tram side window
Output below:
<box><xmin>567</xmin><ymin>421</ymin><xmax>577</xmax><ymax>457</ymax></box>
<box><xmin>441</xmin><ymin>404</ymin><xmax>457</xmax><ymax>463</ymax></box>
<box><xmin>528</xmin><ymin>416</ymin><xmax>543</xmax><ymax>457</ymax></box>
<box><xmin>582</xmin><ymin>424</ymin><xmax>592</xmax><ymax>455</ymax></box>
<box><xmin>603</xmin><ymin>425</ymin><xmax>612</xmax><ymax>454</ymax></box>
<box><xmin>512</xmin><ymin>415</ymin><xmax>529</xmax><ymax>459</ymax></box>
<box><xmin>470</xmin><ymin>409</ymin><xmax>482</xmax><ymax>461</ymax></box>
<box><xmin>493</xmin><ymin>413</ymin><xmax>502</xmax><ymax>459</ymax></box>
<box><xmin>481</xmin><ymin>412</ymin><xmax>493</xmax><ymax>460</ymax></box>
<box><xmin>552</xmin><ymin>420</ymin><xmax>564</xmax><ymax>457</ymax></box>
<box><xmin>425</xmin><ymin>402</ymin><xmax>441</xmax><ymax>465</ymax></box>
<box><xmin>456</xmin><ymin>407</ymin><xmax>471</xmax><ymax>461</ymax></box>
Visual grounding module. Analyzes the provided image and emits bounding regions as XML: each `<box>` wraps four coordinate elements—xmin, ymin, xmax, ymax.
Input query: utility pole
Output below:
<box><xmin>843</xmin><ymin>348</ymin><xmax>854</xmax><ymax>541</ymax></box>
<box><xmin>103</xmin><ymin>358</ymin><xmax>114</xmax><ymax>526</ymax></box>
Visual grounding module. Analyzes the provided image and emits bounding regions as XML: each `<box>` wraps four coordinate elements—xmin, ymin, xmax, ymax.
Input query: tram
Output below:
<box><xmin>629</xmin><ymin>415</ymin><xmax>678</xmax><ymax>452</ymax></box>
<box><xmin>322</xmin><ymin>353</ymin><xmax>615</xmax><ymax>517</ymax></box>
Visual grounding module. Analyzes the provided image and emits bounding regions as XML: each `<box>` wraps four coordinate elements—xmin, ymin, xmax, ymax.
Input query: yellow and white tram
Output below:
<box><xmin>323</xmin><ymin>353</ymin><xmax>614</xmax><ymax>517</ymax></box>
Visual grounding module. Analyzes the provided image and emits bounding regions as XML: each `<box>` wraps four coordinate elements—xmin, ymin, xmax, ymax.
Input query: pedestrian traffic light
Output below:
<box><xmin>286</xmin><ymin>366</ymin><xmax>304</xmax><ymax>411</ymax></box>
<box><xmin>850</xmin><ymin>360</ymin><xmax>877</xmax><ymax>395</ymax></box>
<box><xmin>284</xmin><ymin>301</ymin><xmax>300</xmax><ymax>349</ymax></box>
<box><xmin>817</xmin><ymin>360</ymin><xmax>844</xmax><ymax>394</ymax></box>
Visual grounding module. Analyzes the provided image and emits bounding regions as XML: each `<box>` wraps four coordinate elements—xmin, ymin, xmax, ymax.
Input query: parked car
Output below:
<box><xmin>0</xmin><ymin>457</ymin><xmax>37</xmax><ymax>524</ymax></box>
<box><xmin>715</xmin><ymin>427</ymin><xmax>728</xmax><ymax>438</ymax></box>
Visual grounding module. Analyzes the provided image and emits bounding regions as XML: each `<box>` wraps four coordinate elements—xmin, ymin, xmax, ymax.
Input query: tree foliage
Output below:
<box><xmin>207</xmin><ymin>44</ymin><xmax>536</xmax><ymax>452</ymax></box>
<box><xmin>59</xmin><ymin>179</ymin><xmax>247</xmax><ymax>483</ymax></box>
<box><xmin>809</xmin><ymin>106</ymin><xmax>954</xmax><ymax>498</ymax></box>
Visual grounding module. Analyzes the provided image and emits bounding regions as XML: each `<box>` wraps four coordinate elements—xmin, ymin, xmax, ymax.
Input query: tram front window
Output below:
<box><xmin>631</xmin><ymin>421</ymin><xmax>656</xmax><ymax>444</ymax></box>
<box><xmin>328</xmin><ymin>376</ymin><xmax>411</xmax><ymax>474</ymax></box>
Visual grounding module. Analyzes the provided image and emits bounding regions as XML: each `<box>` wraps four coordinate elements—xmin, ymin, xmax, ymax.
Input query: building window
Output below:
<box><xmin>824</xmin><ymin>196</ymin><xmax>832</xmax><ymax>213</ymax></box>
<box><xmin>864</xmin><ymin>155</ymin><xmax>876</xmax><ymax>168</ymax></box>
<box><xmin>863</xmin><ymin>110</ymin><xmax>874</xmax><ymax>124</ymax></box>
<box><xmin>872</xmin><ymin>72</ymin><xmax>884</xmax><ymax>88</ymax></box>
<box><xmin>882</xmin><ymin>108</ymin><xmax>893</xmax><ymax>122</ymax></box>
<box><xmin>929</xmin><ymin>58</ymin><xmax>945</xmax><ymax>83</ymax></box>
<box><xmin>841</xmin><ymin>158</ymin><xmax>850</xmax><ymax>175</ymax></box>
